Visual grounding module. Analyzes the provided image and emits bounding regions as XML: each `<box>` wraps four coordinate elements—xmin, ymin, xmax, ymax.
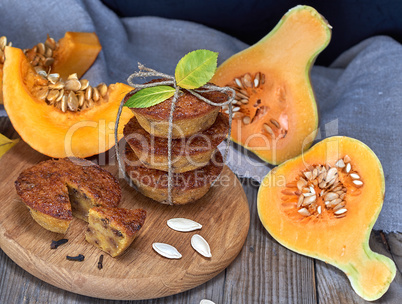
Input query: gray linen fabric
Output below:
<box><xmin>0</xmin><ymin>0</ymin><xmax>400</xmax><ymax>232</ymax></box>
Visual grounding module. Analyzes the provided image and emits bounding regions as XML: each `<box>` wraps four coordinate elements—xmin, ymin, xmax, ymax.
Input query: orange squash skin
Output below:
<box><xmin>257</xmin><ymin>136</ymin><xmax>396</xmax><ymax>301</ymax></box>
<box><xmin>211</xmin><ymin>6</ymin><xmax>331</xmax><ymax>165</ymax></box>
<box><xmin>3</xmin><ymin>46</ymin><xmax>133</xmax><ymax>158</ymax></box>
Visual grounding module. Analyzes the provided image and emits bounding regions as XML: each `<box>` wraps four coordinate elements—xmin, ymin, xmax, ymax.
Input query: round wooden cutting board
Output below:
<box><xmin>0</xmin><ymin>141</ymin><xmax>250</xmax><ymax>300</ymax></box>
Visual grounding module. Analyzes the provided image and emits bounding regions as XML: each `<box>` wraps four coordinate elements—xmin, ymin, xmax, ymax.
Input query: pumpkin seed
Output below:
<box><xmin>191</xmin><ymin>234</ymin><xmax>212</xmax><ymax>258</ymax></box>
<box><xmin>242</xmin><ymin>73</ymin><xmax>252</xmax><ymax>88</ymax></box>
<box><xmin>44</xmin><ymin>57</ymin><xmax>54</xmax><ymax>67</ymax></box>
<box><xmin>47</xmin><ymin>89</ymin><xmax>59</xmax><ymax>103</ymax></box>
<box><xmin>45</xmin><ymin>35</ymin><xmax>57</xmax><ymax>50</ymax></box>
<box><xmin>98</xmin><ymin>83</ymin><xmax>108</xmax><ymax>97</ymax></box>
<box><xmin>61</xmin><ymin>95</ymin><xmax>68</xmax><ymax>113</ymax></box>
<box><xmin>242</xmin><ymin>116</ymin><xmax>251</xmax><ymax>125</ymax></box>
<box><xmin>234</xmin><ymin>78</ymin><xmax>243</xmax><ymax>88</ymax></box>
<box><xmin>49</xmin><ymin>81</ymin><xmax>65</xmax><ymax>90</ymax></box>
<box><xmin>67</xmin><ymin>91</ymin><xmax>79</xmax><ymax>111</ymax></box>
<box><xmin>298</xmin><ymin>208</ymin><xmax>310</xmax><ymax>216</ymax></box>
<box><xmin>47</xmin><ymin>73</ymin><xmax>60</xmax><ymax>84</ymax></box>
<box><xmin>37</xmin><ymin>43</ymin><xmax>45</xmax><ymax>55</ymax></box>
<box><xmin>297</xmin><ymin>195</ymin><xmax>304</xmax><ymax>208</ymax></box>
<box><xmin>85</xmin><ymin>86</ymin><xmax>93</xmax><ymax>100</ymax></box>
<box><xmin>302</xmin><ymin>195</ymin><xmax>316</xmax><ymax>206</ymax></box>
<box><xmin>350</xmin><ymin>173</ymin><xmax>360</xmax><ymax>179</ymax></box>
<box><xmin>326</xmin><ymin>168</ymin><xmax>338</xmax><ymax>182</ymax></box>
<box><xmin>324</xmin><ymin>192</ymin><xmax>338</xmax><ymax>201</ymax></box>
<box><xmin>263</xmin><ymin>123</ymin><xmax>274</xmax><ymax>137</ymax></box>
<box><xmin>152</xmin><ymin>243</ymin><xmax>182</xmax><ymax>259</ymax></box>
<box><xmin>254</xmin><ymin>72</ymin><xmax>261</xmax><ymax>88</ymax></box>
<box><xmin>333</xmin><ymin>201</ymin><xmax>346</xmax><ymax>211</ymax></box>
<box><xmin>270</xmin><ymin>119</ymin><xmax>280</xmax><ymax>129</ymax></box>
<box><xmin>0</xmin><ymin>36</ymin><xmax>7</xmax><ymax>50</ymax></box>
<box><xmin>65</xmin><ymin>78</ymin><xmax>81</xmax><ymax>91</ymax></box>
<box><xmin>335</xmin><ymin>159</ymin><xmax>345</xmax><ymax>168</ymax></box>
<box><xmin>167</xmin><ymin>218</ymin><xmax>202</xmax><ymax>232</ymax></box>
<box><xmin>77</xmin><ymin>91</ymin><xmax>85</xmax><ymax>107</ymax></box>
<box><xmin>35</xmin><ymin>87</ymin><xmax>49</xmax><ymax>100</ymax></box>
<box><xmin>236</xmin><ymin>91</ymin><xmax>248</xmax><ymax>100</ymax></box>
<box><xmin>68</xmin><ymin>73</ymin><xmax>78</xmax><ymax>80</ymax></box>
<box><xmin>304</xmin><ymin>171</ymin><xmax>313</xmax><ymax>180</ymax></box>
<box><xmin>334</xmin><ymin>208</ymin><xmax>347</xmax><ymax>215</ymax></box>
<box><xmin>200</xmin><ymin>300</ymin><xmax>216</xmax><ymax>304</ymax></box>
<box><xmin>45</xmin><ymin>47</ymin><xmax>53</xmax><ymax>58</ymax></box>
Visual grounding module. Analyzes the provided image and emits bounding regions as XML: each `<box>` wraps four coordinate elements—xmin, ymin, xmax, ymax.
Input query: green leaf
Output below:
<box><xmin>175</xmin><ymin>49</ymin><xmax>218</xmax><ymax>89</ymax></box>
<box><xmin>124</xmin><ymin>86</ymin><xmax>175</xmax><ymax>108</ymax></box>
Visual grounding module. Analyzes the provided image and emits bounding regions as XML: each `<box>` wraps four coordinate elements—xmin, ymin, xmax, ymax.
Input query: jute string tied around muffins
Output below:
<box><xmin>115</xmin><ymin>63</ymin><xmax>236</xmax><ymax>205</ymax></box>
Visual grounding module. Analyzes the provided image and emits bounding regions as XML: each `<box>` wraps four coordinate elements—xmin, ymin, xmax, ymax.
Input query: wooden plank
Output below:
<box><xmin>316</xmin><ymin>230</ymin><xmax>402</xmax><ymax>304</ymax></box>
<box><xmin>221</xmin><ymin>179</ymin><xmax>317</xmax><ymax>304</ymax></box>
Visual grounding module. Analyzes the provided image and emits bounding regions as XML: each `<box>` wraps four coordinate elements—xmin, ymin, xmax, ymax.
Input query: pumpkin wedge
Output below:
<box><xmin>211</xmin><ymin>5</ymin><xmax>331</xmax><ymax>164</ymax></box>
<box><xmin>257</xmin><ymin>136</ymin><xmax>396</xmax><ymax>301</ymax></box>
<box><xmin>3</xmin><ymin>46</ymin><xmax>133</xmax><ymax>158</ymax></box>
<box><xmin>0</xmin><ymin>32</ymin><xmax>101</xmax><ymax>104</ymax></box>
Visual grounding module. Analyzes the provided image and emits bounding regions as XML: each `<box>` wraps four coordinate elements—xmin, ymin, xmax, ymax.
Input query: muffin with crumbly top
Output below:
<box><xmin>85</xmin><ymin>206</ymin><xmax>146</xmax><ymax>257</ymax></box>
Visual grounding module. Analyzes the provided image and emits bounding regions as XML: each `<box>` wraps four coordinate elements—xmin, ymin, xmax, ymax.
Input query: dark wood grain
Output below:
<box><xmin>0</xmin><ymin>116</ymin><xmax>401</xmax><ymax>304</ymax></box>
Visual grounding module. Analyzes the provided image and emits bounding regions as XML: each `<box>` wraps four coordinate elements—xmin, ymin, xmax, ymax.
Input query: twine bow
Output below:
<box><xmin>115</xmin><ymin>63</ymin><xmax>235</xmax><ymax>205</ymax></box>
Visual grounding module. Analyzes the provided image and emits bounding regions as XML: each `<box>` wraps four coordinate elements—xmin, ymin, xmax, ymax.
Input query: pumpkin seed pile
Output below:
<box><xmin>282</xmin><ymin>155</ymin><xmax>364</xmax><ymax>219</ymax></box>
<box><xmin>32</xmin><ymin>69</ymin><xmax>109</xmax><ymax>113</ymax></box>
<box><xmin>1</xmin><ymin>35</ymin><xmax>109</xmax><ymax>113</ymax></box>
<box><xmin>222</xmin><ymin>72</ymin><xmax>288</xmax><ymax>139</ymax></box>
<box><xmin>23</xmin><ymin>35</ymin><xmax>58</xmax><ymax>68</ymax></box>
<box><xmin>0</xmin><ymin>36</ymin><xmax>12</xmax><ymax>64</ymax></box>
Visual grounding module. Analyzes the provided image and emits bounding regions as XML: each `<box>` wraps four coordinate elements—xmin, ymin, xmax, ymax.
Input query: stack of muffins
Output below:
<box><xmin>123</xmin><ymin>82</ymin><xmax>229</xmax><ymax>205</ymax></box>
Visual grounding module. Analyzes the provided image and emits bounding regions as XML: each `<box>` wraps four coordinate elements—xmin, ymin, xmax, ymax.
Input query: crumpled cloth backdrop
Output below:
<box><xmin>0</xmin><ymin>0</ymin><xmax>400</xmax><ymax>232</ymax></box>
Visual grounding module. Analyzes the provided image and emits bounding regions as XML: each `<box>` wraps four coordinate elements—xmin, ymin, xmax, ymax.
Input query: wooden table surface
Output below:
<box><xmin>0</xmin><ymin>116</ymin><xmax>401</xmax><ymax>304</ymax></box>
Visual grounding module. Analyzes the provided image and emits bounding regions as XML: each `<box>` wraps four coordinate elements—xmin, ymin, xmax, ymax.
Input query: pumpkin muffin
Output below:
<box><xmin>15</xmin><ymin>158</ymin><xmax>121</xmax><ymax>234</ymax></box>
<box><xmin>123</xmin><ymin>144</ymin><xmax>223</xmax><ymax>205</ymax></box>
<box><xmin>126</xmin><ymin>79</ymin><xmax>228</xmax><ymax>138</ymax></box>
<box><xmin>123</xmin><ymin>113</ymin><xmax>228</xmax><ymax>173</ymax></box>
<box><xmin>85</xmin><ymin>207</ymin><xmax>146</xmax><ymax>257</ymax></box>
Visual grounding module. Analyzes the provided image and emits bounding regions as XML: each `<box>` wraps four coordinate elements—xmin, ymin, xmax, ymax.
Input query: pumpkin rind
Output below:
<box><xmin>3</xmin><ymin>46</ymin><xmax>133</xmax><ymax>158</ymax></box>
<box><xmin>257</xmin><ymin>136</ymin><xmax>396</xmax><ymax>301</ymax></box>
<box><xmin>211</xmin><ymin>5</ymin><xmax>331</xmax><ymax>164</ymax></box>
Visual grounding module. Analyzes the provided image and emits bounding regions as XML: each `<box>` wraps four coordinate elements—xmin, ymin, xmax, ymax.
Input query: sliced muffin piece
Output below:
<box><xmin>123</xmin><ymin>113</ymin><xmax>229</xmax><ymax>173</ymax></box>
<box><xmin>85</xmin><ymin>207</ymin><xmax>146</xmax><ymax>257</ymax></box>
<box><xmin>126</xmin><ymin>79</ymin><xmax>228</xmax><ymax>138</ymax></box>
<box><xmin>124</xmin><ymin>144</ymin><xmax>224</xmax><ymax>205</ymax></box>
<box><xmin>15</xmin><ymin>158</ymin><xmax>121</xmax><ymax>234</ymax></box>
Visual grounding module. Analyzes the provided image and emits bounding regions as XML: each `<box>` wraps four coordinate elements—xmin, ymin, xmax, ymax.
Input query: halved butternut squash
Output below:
<box><xmin>257</xmin><ymin>136</ymin><xmax>396</xmax><ymax>301</ymax></box>
<box><xmin>212</xmin><ymin>6</ymin><xmax>331</xmax><ymax>164</ymax></box>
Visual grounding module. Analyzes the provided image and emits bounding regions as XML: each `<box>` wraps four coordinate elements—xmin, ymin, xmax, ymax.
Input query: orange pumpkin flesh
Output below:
<box><xmin>51</xmin><ymin>32</ymin><xmax>101</xmax><ymax>79</ymax></box>
<box><xmin>0</xmin><ymin>32</ymin><xmax>101</xmax><ymax>104</ymax></box>
<box><xmin>257</xmin><ymin>136</ymin><xmax>396</xmax><ymax>301</ymax></box>
<box><xmin>3</xmin><ymin>46</ymin><xmax>133</xmax><ymax>158</ymax></box>
<box><xmin>211</xmin><ymin>6</ymin><xmax>331</xmax><ymax>164</ymax></box>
